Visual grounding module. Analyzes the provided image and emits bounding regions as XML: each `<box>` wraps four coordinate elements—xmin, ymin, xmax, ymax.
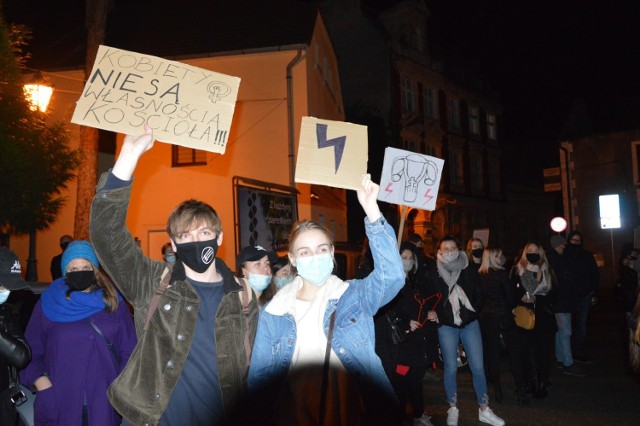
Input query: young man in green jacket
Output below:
<box><xmin>90</xmin><ymin>126</ymin><xmax>258</xmax><ymax>426</ymax></box>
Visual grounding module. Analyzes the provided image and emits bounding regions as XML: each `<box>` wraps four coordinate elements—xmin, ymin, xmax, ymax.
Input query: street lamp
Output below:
<box><xmin>22</xmin><ymin>72</ymin><xmax>54</xmax><ymax>281</ymax></box>
<box><xmin>23</xmin><ymin>72</ymin><xmax>53</xmax><ymax>113</ymax></box>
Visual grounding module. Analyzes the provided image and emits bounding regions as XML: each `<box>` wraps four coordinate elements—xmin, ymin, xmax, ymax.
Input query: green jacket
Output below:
<box><xmin>90</xmin><ymin>173</ymin><xmax>258</xmax><ymax>426</ymax></box>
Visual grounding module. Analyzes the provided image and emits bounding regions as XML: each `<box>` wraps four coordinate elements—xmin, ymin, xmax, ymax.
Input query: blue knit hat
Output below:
<box><xmin>61</xmin><ymin>241</ymin><xmax>99</xmax><ymax>277</ymax></box>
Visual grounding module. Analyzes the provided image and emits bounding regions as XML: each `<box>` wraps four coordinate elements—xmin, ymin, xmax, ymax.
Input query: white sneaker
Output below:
<box><xmin>446</xmin><ymin>407</ymin><xmax>459</xmax><ymax>426</ymax></box>
<box><xmin>479</xmin><ymin>407</ymin><xmax>505</xmax><ymax>426</ymax></box>
<box><xmin>412</xmin><ymin>413</ymin><xmax>434</xmax><ymax>426</ymax></box>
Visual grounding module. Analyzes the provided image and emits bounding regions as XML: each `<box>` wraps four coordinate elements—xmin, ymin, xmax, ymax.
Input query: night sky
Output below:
<box><xmin>4</xmin><ymin>0</ymin><xmax>640</xmax><ymax>177</ymax></box>
<box><xmin>422</xmin><ymin>1</ymin><xmax>640</xmax><ymax>142</ymax></box>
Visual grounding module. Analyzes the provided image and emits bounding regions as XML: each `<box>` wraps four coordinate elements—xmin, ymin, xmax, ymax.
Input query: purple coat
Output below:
<box><xmin>20</xmin><ymin>300</ymin><xmax>136</xmax><ymax>426</ymax></box>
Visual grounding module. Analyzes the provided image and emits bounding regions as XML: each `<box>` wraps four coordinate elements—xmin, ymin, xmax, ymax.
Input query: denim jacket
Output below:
<box><xmin>247</xmin><ymin>216</ymin><xmax>404</xmax><ymax>398</ymax></box>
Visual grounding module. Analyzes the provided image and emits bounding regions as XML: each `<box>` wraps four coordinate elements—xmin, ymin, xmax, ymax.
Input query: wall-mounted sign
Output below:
<box><xmin>599</xmin><ymin>194</ymin><xmax>621</xmax><ymax>229</ymax></box>
<box><xmin>234</xmin><ymin>177</ymin><xmax>298</xmax><ymax>254</ymax></box>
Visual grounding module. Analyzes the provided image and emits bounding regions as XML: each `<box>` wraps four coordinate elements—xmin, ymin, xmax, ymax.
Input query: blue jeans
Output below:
<box><xmin>438</xmin><ymin>320</ymin><xmax>488</xmax><ymax>405</ymax></box>
<box><xmin>555</xmin><ymin>313</ymin><xmax>573</xmax><ymax>366</ymax></box>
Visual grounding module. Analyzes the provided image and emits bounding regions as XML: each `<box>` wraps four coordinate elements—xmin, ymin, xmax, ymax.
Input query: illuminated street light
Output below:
<box><xmin>550</xmin><ymin>216</ymin><xmax>567</xmax><ymax>233</ymax></box>
<box><xmin>23</xmin><ymin>72</ymin><xmax>53</xmax><ymax>112</ymax></box>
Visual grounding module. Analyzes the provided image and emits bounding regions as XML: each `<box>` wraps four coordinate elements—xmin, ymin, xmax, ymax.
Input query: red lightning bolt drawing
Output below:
<box><xmin>423</xmin><ymin>188</ymin><xmax>434</xmax><ymax>205</ymax></box>
<box><xmin>385</xmin><ymin>183</ymin><xmax>394</xmax><ymax>196</ymax></box>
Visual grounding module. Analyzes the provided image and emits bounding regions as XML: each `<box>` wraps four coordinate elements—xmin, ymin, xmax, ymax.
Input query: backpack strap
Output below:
<box><xmin>238</xmin><ymin>278</ymin><xmax>252</xmax><ymax>367</ymax></box>
<box><xmin>144</xmin><ymin>264</ymin><xmax>173</xmax><ymax>332</ymax></box>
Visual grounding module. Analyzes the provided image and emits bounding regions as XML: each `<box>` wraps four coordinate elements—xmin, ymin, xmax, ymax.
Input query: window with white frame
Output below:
<box><xmin>423</xmin><ymin>87</ymin><xmax>439</xmax><ymax>119</ymax></box>
<box><xmin>487</xmin><ymin>112</ymin><xmax>497</xmax><ymax>140</ymax></box>
<box><xmin>448</xmin><ymin>98</ymin><xmax>461</xmax><ymax>130</ymax></box>
<box><xmin>469</xmin><ymin>105</ymin><xmax>480</xmax><ymax>135</ymax></box>
<box><xmin>401</xmin><ymin>77</ymin><xmax>417</xmax><ymax>114</ymax></box>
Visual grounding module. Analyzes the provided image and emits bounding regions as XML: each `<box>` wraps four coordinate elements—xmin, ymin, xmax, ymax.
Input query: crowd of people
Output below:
<box><xmin>0</xmin><ymin>125</ymin><xmax>601</xmax><ymax>426</ymax></box>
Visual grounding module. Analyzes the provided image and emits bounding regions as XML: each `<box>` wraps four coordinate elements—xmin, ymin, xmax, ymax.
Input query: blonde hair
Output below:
<box><xmin>478</xmin><ymin>248</ymin><xmax>505</xmax><ymax>274</ymax></box>
<box><xmin>287</xmin><ymin>220</ymin><xmax>334</xmax><ymax>254</ymax></box>
<box><xmin>515</xmin><ymin>241</ymin><xmax>551</xmax><ymax>282</ymax></box>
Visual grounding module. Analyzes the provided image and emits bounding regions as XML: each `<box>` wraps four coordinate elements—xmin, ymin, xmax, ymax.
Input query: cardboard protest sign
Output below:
<box><xmin>294</xmin><ymin>117</ymin><xmax>368</xmax><ymax>191</ymax></box>
<box><xmin>378</xmin><ymin>147</ymin><xmax>444</xmax><ymax>211</ymax></box>
<box><xmin>71</xmin><ymin>45</ymin><xmax>240</xmax><ymax>154</ymax></box>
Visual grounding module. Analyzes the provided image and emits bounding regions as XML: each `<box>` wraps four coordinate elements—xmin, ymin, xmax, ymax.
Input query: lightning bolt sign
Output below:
<box><xmin>423</xmin><ymin>188</ymin><xmax>434</xmax><ymax>205</ymax></box>
<box><xmin>316</xmin><ymin>124</ymin><xmax>346</xmax><ymax>173</ymax></box>
<box><xmin>385</xmin><ymin>183</ymin><xmax>394</xmax><ymax>197</ymax></box>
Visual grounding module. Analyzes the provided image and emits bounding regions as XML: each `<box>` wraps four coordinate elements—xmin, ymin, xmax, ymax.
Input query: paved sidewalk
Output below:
<box><xmin>421</xmin><ymin>288</ymin><xmax>640</xmax><ymax>425</ymax></box>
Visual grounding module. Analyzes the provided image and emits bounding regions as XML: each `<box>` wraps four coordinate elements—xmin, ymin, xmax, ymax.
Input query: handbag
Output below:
<box><xmin>87</xmin><ymin>319</ymin><xmax>120</xmax><ymax>366</ymax></box>
<box><xmin>513</xmin><ymin>305</ymin><xmax>535</xmax><ymax>330</ymax></box>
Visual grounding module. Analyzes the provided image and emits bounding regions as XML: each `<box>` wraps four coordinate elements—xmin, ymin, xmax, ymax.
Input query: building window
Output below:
<box><xmin>469</xmin><ymin>105</ymin><xmax>480</xmax><ymax>135</ymax></box>
<box><xmin>172</xmin><ymin>146</ymin><xmax>207</xmax><ymax>167</ymax></box>
<box><xmin>489</xmin><ymin>157</ymin><xmax>501</xmax><ymax>194</ymax></box>
<box><xmin>409</xmin><ymin>28</ymin><xmax>424</xmax><ymax>53</ymax></box>
<box><xmin>487</xmin><ymin>112</ymin><xmax>497</xmax><ymax>140</ymax></box>
<box><xmin>425</xmin><ymin>145</ymin><xmax>436</xmax><ymax>157</ymax></box>
<box><xmin>448</xmin><ymin>98</ymin><xmax>461</xmax><ymax>130</ymax></box>
<box><xmin>470</xmin><ymin>155</ymin><xmax>484</xmax><ymax>191</ymax></box>
<box><xmin>449</xmin><ymin>150</ymin><xmax>464</xmax><ymax>188</ymax></box>
<box><xmin>401</xmin><ymin>77</ymin><xmax>417</xmax><ymax>114</ymax></box>
<box><xmin>423</xmin><ymin>87</ymin><xmax>439</xmax><ymax>119</ymax></box>
<box><xmin>402</xmin><ymin>138</ymin><xmax>417</xmax><ymax>152</ymax></box>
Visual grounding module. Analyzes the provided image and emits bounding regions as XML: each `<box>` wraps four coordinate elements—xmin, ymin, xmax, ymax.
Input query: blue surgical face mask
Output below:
<box><xmin>273</xmin><ymin>275</ymin><xmax>294</xmax><ymax>290</ymax></box>
<box><xmin>164</xmin><ymin>254</ymin><xmax>176</xmax><ymax>264</ymax></box>
<box><xmin>0</xmin><ymin>289</ymin><xmax>10</xmax><ymax>305</ymax></box>
<box><xmin>295</xmin><ymin>253</ymin><xmax>334</xmax><ymax>286</ymax></box>
<box><xmin>247</xmin><ymin>273</ymin><xmax>272</xmax><ymax>292</ymax></box>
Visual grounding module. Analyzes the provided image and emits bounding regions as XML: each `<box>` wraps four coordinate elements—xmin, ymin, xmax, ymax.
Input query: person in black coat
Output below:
<box><xmin>547</xmin><ymin>235</ymin><xmax>586</xmax><ymax>377</ymax></box>
<box><xmin>477</xmin><ymin>248</ymin><xmax>522</xmax><ymax>404</ymax></box>
<box><xmin>563</xmin><ymin>231</ymin><xmax>599</xmax><ymax>363</ymax></box>
<box><xmin>0</xmin><ymin>248</ymin><xmax>32</xmax><ymax>426</ymax></box>
<box><xmin>425</xmin><ymin>236</ymin><xmax>504</xmax><ymax>426</ymax></box>
<box><xmin>511</xmin><ymin>241</ymin><xmax>557</xmax><ymax>399</ymax></box>
<box><xmin>387</xmin><ymin>242</ymin><xmax>438</xmax><ymax>426</ymax></box>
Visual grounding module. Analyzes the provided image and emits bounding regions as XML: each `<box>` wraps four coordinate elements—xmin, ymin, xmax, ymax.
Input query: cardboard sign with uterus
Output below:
<box><xmin>378</xmin><ymin>147</ymin><xmax>444</xmax><ymax>210</ymax></box>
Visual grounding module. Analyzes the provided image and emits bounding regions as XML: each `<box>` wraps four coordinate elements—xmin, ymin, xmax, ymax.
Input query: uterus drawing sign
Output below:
<box><xmin>378</xmin><ymin>147</ymin><xmax>445</xmax><ymax>210</ymax></box>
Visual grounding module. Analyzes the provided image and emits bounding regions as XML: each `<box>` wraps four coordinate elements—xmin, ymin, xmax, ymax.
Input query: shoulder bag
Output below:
<box><xmin>513</xmin><ymin>305</ymin><xmax>535</xmax><ymax>330</ymax></box>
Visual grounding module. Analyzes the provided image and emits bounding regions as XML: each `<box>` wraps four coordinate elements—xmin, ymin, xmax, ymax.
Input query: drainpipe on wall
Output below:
<box><xmin>560</xmin><ymin>142</ymin><xmax>574</xmax><ymax>230</ymax></box>
<box><xmin>286</xmin><ymin>49</ymin><xmax>304</xmax><ymax>188</ymax></box>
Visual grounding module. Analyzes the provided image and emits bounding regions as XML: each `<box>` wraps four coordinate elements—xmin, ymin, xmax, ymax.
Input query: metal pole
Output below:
<box><xmin>610</xmin><ymin>228</ymin><xmax>616</xmax><ymax>284</ymax></box>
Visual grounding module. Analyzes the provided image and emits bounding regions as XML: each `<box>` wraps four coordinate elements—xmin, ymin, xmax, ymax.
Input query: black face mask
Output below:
<box><xmin>472</xmin><ymin>248</ymin><xmax>484</xmax><ymax>259</ymax></box>
<box><xmin>61</xmin><ymin>242</ymin><xmax>70</xmax><ymax>251</ymax></box>
<box><xmin>526</xmin><ymin>253</ymin><xmax>541</xmax><ymax>264</ymax></box>
<box><xmin>174</xmin><ymin>239</ymin><xmax>218</xmax><ymax>273</ymax></box>
<box><xmin>65</xmin><ymin>271</ymin><xmax>97</xmax><ymax>292</ymax></box>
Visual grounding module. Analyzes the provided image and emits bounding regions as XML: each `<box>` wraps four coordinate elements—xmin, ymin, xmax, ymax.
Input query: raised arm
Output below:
<box><xmin>355</xmin><ymin>174</ymin><xmax>382</xmax><ymax>223</ymax></box>
<box><xmin>112</xmin><ymin>124</ymin><xmax>155</xmax><ymax>181</ymax></box>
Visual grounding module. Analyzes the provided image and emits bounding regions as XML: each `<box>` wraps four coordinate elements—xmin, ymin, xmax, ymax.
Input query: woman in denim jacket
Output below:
<box><xmin>246</xmin><ymin>175</ymin><xmax>405</xmax><ymax>426</ymax></box>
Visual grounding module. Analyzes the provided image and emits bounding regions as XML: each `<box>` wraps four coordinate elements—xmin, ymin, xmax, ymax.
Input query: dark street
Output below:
<box><xmin>422</xmin><ymin>286</ymin><xmax>640</xmax><ymax>425</ymax></box>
